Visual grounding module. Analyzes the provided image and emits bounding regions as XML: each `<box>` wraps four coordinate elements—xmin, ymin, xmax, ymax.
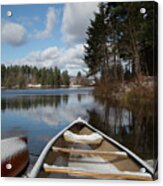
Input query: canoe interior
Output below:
<box><xmin>37</xmin><ymin>122</ymin><xmax>148</xmax><ymax>179</ymax></box>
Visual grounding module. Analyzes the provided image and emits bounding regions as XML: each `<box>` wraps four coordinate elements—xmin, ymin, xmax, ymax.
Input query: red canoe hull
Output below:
<box><xmin>1</xmin><ymin>137</ymin><xmax>29</xmax><ymax>177</ymax></box>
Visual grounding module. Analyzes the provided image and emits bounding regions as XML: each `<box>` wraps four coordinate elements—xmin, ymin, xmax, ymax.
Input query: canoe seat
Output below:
<box><xmin>63</xmin><ymin>130</ymin><xmax>103</xmax><ymax>144</ymax></box>
<box><xmin>43</xmin><ymin>163</ymin><xmax>153</xmax><ymax>181</ymax></box>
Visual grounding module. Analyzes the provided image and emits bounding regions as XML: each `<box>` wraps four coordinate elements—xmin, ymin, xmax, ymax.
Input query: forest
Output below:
<box><xmin>1</xmin><ymin>65</ymin><xmax>70</xmax><ymax>88</ymax></box>
<box><xmin>84</xmin><ymin>2</ymin><xmax>157</xmax><ymax>89</ymax></box>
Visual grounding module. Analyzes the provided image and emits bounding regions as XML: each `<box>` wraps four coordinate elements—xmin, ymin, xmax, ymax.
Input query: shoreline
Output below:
<box><xmin>1</xmin><ymin>86</ymin><xmax>94</xmax><ymax>90</ymax></box>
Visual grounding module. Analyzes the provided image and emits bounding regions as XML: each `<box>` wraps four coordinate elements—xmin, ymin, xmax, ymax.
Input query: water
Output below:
<box><xmin>1</xmin><ymin>87</ymin><xmax>157</xmax><ymax>168</ymax></box>
<box><xmin>1</xmin><ymin>88</ymin><xmax>94</xmax><ymax>155</ymax></box>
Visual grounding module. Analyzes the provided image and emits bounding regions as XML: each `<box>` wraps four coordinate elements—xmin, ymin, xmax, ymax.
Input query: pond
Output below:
<box><xmin>1</xmin><ymin>87</ymin><xmax>157</xmax><ymax>169</ymax></box>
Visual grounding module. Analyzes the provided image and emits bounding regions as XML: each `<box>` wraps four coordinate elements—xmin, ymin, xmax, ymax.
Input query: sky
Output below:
<box><xmin>1</xmin><ymin>3</ymin><xmax>99</xmax><ymax>75</ymax></box>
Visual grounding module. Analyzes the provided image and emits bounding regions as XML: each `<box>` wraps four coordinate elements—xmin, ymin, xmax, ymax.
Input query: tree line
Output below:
<box><xmin>84</xmin><ymin>2</ymin><xmax>158</xmax><ymax>84</ymax></box>
<box><xmin>1</xmin><ymin>64</ymin><xmax>70</xmax><ymax>88</ymax></box>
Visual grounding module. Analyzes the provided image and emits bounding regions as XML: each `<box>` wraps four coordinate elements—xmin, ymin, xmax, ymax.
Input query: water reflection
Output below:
<box><xmin>1</xmin><ymin>88</ymin><xmax>157</xmax><ymax>166</ymax></box>
<box><xmin>77</xmin><ymin>94</ymin><xmax>82</xmax><ymax>102</ymax></box>
<box><xmin>1</xmin><ymin>91</ymin><xmax>96</xmax><ymax>155</ymax></box>
<box><xmin>87</xmin><ymin>94</ymin><xmax>157</xmax><ymax>161</ymax></box>
<box><xmin>1</xmin><ymin>95</ymin><xmax>67</xmax><ymax>111</ymax></box>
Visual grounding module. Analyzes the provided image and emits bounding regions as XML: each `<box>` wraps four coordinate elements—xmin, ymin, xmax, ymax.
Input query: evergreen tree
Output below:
<box><xmin>1</xmin><ymin>64</ymin><xmax>70</xmax><ymax>88</ymax></box>
<box><xmin>17</xmin><ymin>71</ymin><xmax>26</xmax><ymax>88</ymax></box>
<box><xmin>1</xmin><ymin>64</ymin><xmax>6</xmax><ymax>86</ymax></box>
<box><xmin>41</xmin><ymin>67</ymin><xmax>47</xmax><ymax>85</ymax></box>
<box><xmin>84</xmin><ymin>1</ymin><xmax>157</xmax><ymax>83</ymax></box>
<box><xmin>54</xmin><ymin>67</ymin><xmax>61</xmax><ymax>87</ymax></box>
<box><xmin>62</xmin><ymin>70</ymin><xmax>70</xmax><ymax>86</ymax></box>
<box><xmin>84</xmin><ymin>3</ymin><xmax>109</xmax><ymax>77</ymax></box>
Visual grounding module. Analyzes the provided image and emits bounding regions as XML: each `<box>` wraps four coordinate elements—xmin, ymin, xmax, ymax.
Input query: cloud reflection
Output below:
<box><xmin>24</xmin><ymin>94</ymin><xmax>96</xmax><ymax>126</ymax></box>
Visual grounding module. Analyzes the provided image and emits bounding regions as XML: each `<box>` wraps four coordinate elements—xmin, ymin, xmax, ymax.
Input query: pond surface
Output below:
<box><xmin>1</xmin><ymin>87</ymin><xmax>157</xmax><ymax>168</ymax></box>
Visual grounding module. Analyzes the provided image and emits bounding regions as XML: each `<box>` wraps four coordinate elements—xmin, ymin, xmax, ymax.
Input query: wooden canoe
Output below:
<box><xmin>1</xmin><ymin>136</ymin><xmax>29</xmax><ymax>177</ymax></box>
<box><xmin>29</xmin><ymin>118</ymin><xmax>155</xmax><ymax>180</ymax></box>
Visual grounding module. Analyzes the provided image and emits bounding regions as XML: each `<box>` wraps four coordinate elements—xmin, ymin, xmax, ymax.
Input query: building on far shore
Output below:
<box><xmin>69</xmin><ymin>76</ymin><xmax>95</xmax><ymax>88</ymax></box>
<box><xmin>27</xmin><ymin>84</ymin><xmax>42</xmax><ymax>88</ymax></box>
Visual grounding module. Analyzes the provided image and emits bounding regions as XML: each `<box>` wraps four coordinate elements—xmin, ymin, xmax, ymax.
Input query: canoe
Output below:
<box><xmin>29</xmin><ymin>117</ymin><xmax>155</xmax><ymax>180</ymax></box>
<box><xmin>1</xmin><ymin>136</ymin><xmax>29</xmax><ymax>177</ymax></box>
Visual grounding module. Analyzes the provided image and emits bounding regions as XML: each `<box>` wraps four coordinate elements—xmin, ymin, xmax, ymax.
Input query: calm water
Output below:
<box><xmin>1</xmin><ymin>87</ymin><xmax>157</xmax><ymax>168</ymax></box>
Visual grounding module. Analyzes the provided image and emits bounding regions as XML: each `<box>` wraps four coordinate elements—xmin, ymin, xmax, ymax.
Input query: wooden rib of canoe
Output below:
<box><xmin>29</xmin><ymin>118</ymin><xmax>156</xmax><ymax>180</ymax></box>
<box><xmin>1</xmin><ymin>136</ymin><xmax>29</xmax><ymax>177</ymax></box>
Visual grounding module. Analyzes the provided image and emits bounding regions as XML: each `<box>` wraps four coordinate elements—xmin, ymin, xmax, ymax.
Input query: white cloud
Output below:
<box><xmin>2</xmin><ymin>21</ymin><xmax>27</xmax><ymax>46</ymax></box>
<box><xmin>62</xmin><ymin>2</ymin><xmax>99</xmax><ymax>44</ymax></box>
<box><xmin>6</xmin><ymin>44</ymin><xmax>87</xmax><ymax>75</ymax></box>
<box><xmin>36</xmin><ymin>7</ymin><xmax>56</xmax><ymax>39</ymax></box>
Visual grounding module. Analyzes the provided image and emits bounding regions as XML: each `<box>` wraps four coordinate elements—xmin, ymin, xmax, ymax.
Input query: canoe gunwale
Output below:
<box><xmin>29</xmin><ymin>117</ymin><xmax>154</xmax><ymax>178</ymax></box>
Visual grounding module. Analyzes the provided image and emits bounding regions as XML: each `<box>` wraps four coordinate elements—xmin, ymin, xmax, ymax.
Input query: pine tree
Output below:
<box><xmin>84</xmin><ymin>3</ymin><xmax>109</xmax><ymax>77</ymax></box>
<box><xmin>84</xmin><ymin>1</ymin><xmax>157</xmax><ymax>84</ymax></box>
<box><xmin>62</xmin><ymin>70</ymin><xmax>70</xmax><ymax>86</ymax></box>
<box><xmin>54</xmin><ymin>67</ymin><xmax>61</xmax><ymax>87</ymax></box>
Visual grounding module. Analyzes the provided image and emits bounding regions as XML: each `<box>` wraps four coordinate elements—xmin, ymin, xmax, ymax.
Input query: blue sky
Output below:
<box><xmin>1</xmin><ymin>3</ymin><xmax>98</xmax><ymax>75</ymax></box>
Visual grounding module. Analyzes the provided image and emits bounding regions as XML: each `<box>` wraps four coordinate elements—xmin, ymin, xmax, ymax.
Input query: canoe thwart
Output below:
<box><xmin>43</xmin><ymin>163</ymin><xmax>153</xmax><ymax>181</ymax></box>
<box><xmin>52</xmin><ymin>146</ymin><xmax>128</xmax><ymax>158</ymax></box>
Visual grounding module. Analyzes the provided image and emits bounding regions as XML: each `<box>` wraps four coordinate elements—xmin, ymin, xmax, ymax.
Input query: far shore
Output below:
<box><xmin>1</xmin><ymin>85</ymin><xmax>94</xmax><ymax>90</ymax></box>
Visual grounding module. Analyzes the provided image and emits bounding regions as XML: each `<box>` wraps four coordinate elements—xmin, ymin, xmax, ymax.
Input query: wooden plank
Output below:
<box><xmin>52</xmin><ymin>146</ymin><xmax>128</xmax><ymax>158</ymax></box>
<box><xmin>43</xmin><ymin>164</ymin><xmax>153</xmax><ymax>181</ymax></box>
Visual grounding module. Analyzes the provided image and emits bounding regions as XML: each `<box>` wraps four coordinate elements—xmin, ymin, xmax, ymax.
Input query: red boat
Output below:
<box><xmin>1</xmin><ymin>136</ymin><xmax>29</xmax><ymax>177</ymax></box>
